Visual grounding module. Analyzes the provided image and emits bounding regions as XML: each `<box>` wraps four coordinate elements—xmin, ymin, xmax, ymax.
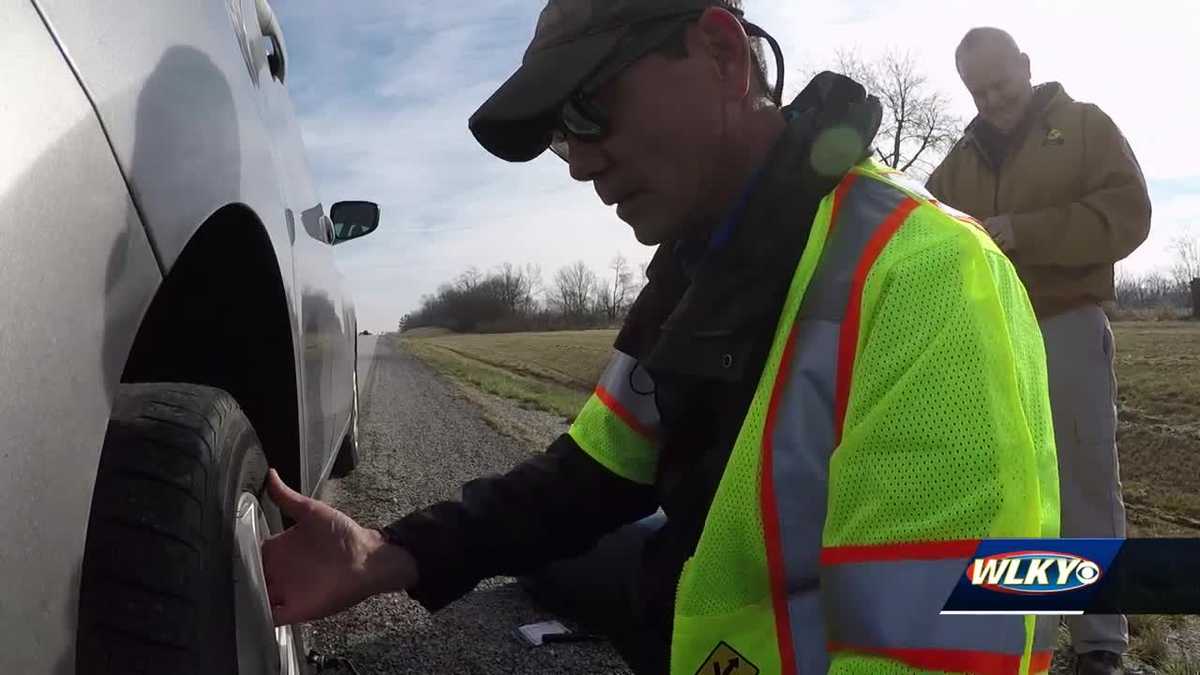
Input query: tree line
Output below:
<box><xmin>1112</xmin><ymin>236</ymin><xmax>1200</xmax><ymax>318</ymax></box>
<box><xmin>400</xmin><ymin>255</ymin><xmax>646</xmax><ymax>333</ymax></box>
<box><xmin>401</xmin><ymin>232</ymin><xmax>1198</xmax><ymax>334</ymax></box>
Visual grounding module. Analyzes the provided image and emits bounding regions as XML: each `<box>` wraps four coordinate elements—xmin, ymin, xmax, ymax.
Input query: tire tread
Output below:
<box><xmin>78</xmin><ymin>383</ymin><xmax>247</xmax><ymax>675</ymax></box>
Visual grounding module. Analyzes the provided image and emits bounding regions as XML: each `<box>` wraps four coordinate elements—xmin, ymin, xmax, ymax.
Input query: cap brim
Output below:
<box><xmin>469</xmin><ymin>28</ymin><xmax>626</xmax><ymax>163</ymax></box>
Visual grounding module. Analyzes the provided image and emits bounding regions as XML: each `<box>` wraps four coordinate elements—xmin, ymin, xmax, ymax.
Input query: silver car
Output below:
<box><xmin>1</xmin><ymin>1</ymin><xmax>376</xmax><ymax>672</ymax></box>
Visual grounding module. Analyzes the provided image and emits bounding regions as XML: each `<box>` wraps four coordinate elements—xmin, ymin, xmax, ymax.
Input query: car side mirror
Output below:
<box><xmin>330</xmin><ymin>201</ymin><xmax>380</xmax><ymax>244</ymax></box>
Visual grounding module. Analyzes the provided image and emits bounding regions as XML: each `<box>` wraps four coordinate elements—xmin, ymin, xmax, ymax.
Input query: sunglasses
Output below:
<box><xmin>547</xmin><ymin>13</ymin><xmax>785</xmax><ymax>163</ymax></box>
<box><xmin>548</xmin><ymin>16</ymin><xmax>696</xmax><ymax>162</ymax></box>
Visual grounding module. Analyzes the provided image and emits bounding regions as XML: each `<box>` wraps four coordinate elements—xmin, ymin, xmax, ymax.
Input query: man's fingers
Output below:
<box><xmin>271</xmin><ymin>600</ymin><xmax>304</xmax><ymax>627</ymax></box>
<box><xmin>266</xmin><ymin>468</ymin><xmax>313</xmax><ymax>520</ymax></box>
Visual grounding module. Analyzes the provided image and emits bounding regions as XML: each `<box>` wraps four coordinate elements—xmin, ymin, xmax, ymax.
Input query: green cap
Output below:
<box><xmin>469</xmin><ymin>0</ymin><xmax>739</xmax><ymax>162</ymax></box>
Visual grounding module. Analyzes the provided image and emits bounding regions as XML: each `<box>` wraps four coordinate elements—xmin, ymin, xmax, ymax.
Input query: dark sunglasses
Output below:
<box><xmin>548</xmin><ymin>14</ymin><xmax>785</xmax><ymax>162</ymax></box>
<box><xmin>548</xmin><ymin>16</ymin><xmax>695</xmax><ymax>161</ymax></box>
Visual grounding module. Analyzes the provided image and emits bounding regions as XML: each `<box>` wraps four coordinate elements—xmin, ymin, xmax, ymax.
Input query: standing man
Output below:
<box><xmin>265</xmin><ymin>4</ymin><xmax>1061</xmax><ymax>673</ymax></box>
<box><xmin>928</xmin><ymin>27</ymin><xmax>1152</xmax><ymax>675</ymax></box>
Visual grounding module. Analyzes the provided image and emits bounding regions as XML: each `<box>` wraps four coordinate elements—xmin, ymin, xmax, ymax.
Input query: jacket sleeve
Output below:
<box><xmin>382</xmin><ymin>432</ymin><xmax>658</xmax><ymax>611</ymax></box>
<box><xmin>924</xmin><ymin>150</ymin><xmax>955</xmax><ymax>203</ymax></box>
<box><xmin>821</xmin><ymin>216</ymin><xmax>1059</xmax><ymax>674</ymax></box>
<box><xmin>1009</xmin><ymin>104</ymin><xmax>1151</xmax><ymax>267</ymax></box>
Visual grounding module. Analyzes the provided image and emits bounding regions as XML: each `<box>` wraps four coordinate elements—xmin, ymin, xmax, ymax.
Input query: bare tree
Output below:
<box><xmin>455</xmin><ymin>266</ymin><xmax>482</xmax><ymax>291</ymax></box>
<box><xmin>599</xmin><ymin>253</ymin><xmax>635</xmax><ymax>322</ymax></box>
<box><xmin>1115</xmin><ymin>269</ymin><xmax>1189</xmax><ymax>309</ymax></box>
<box><xmin>634</xmin><ymin>262</ymin><xmax>650</xmax><ymax>298</ymax></box>
<box><xmin>494</xmin><ymin>262</ymin><xmax>539</xmax><ymax>316</ymax></box>
<box><xmin>817</xmin><ymin>49</ymin><xmax>962</xmax><ymax>178</ymax></box>
<box><xmin>552</xmin><ymin>261</ymin><xmax>598</xmax><ymax>319</ymax></box>
<box><xmin>523</xmin><ymin>263</ymin><xmax>544</xmax><ymax>315</ymax></box>
<box><xmin>1170</xmin><ymin>234</ymin><xmax>1200</xmax><ymax>288</ymax></box>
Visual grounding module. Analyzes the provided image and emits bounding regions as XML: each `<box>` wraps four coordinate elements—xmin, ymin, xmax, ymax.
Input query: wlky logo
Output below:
<box><xmin>967</xmin><ymin>551</ymin><xmax>1102</xmax><ymax>595</ymax></box>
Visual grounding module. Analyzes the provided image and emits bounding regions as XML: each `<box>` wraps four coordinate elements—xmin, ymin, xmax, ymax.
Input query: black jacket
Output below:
<box><xmin>382</xmin><ymin>72</ymin><xmax>882</xmax><ymax>654</ymax></box>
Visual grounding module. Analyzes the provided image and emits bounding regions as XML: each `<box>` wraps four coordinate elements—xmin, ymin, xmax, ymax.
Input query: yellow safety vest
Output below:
<box><xmin>569</xmin><ymin>160</ymin><xmax>1061</xmax><ymax>674</ymax></box>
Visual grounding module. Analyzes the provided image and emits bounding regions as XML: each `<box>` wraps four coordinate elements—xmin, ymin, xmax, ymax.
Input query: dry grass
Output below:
<box><xmin>1107</xmin><ymin>306</ymin><xmax>1192</xmax><ymax>322</ymax></box>
<box><xmin>1130</xmin><ymin>615</ymin><xmax>1175</xmax><ymax>668</ymax></box>
<box><xmin>415</xmin><ymin>331</ymin><xmax>617</xmax><ymax>388</ymax></box>
<box><xmin>400</xmin><ymin>326</ymin><xmax>455</xmax><ymax>338</ymax></box>
<box><xmin>1162</xmin><ymin>651</ymin><xmax>1200</xmax><ymax>675</ymax></box>
<box><xmin>398</xmin><ymin>330</ymin><xmax>617</xmax><ymax>420</ymax></box>
<box><xmin>1112</xmin><ymin>322</ymin><xmax>1200</xmax><ymax>527</ymax></box>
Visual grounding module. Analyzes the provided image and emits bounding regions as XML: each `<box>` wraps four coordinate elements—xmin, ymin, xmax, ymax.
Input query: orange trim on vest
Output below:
<box><xmin>833</xmin><ymin>198</ymin><xmax>921</xmax><ymax>444</ymax></box>
<box><xmin>828</xmin><ymin>172</ymin><xmax>860</xmax><ymax>234</ymax></box>
<box><xmin>820</xmin><ymin>539</ymin><xmax>981</xmax><ymax>565</ymax></box>
<box><xmin>761</xmin><ymin>324</ymin><xmax>803</xmax><ymax>675</ymax></box>
<box><xmin>594</xmin><ymin>385</ymin><xmax>658</xmax><ymax>442</ymax></box>
<box><xmin>1033</xmin><ymin>649</ymin><xmax>1054</xmax><ymax>672</ymax></box>
<box><xmin>954</xmin><ymin>214</ymin><xmax>989</xmax><ymax>234</ymax></box>
<box><xmin>928</xmin><ymin>198</ymin><xmax>988</xmax><ymax>235</ymax></box>
<box><xmin>827</xmin><ymin>642</ymin><xmax>1053</xmax><ymax>675</ymax></box>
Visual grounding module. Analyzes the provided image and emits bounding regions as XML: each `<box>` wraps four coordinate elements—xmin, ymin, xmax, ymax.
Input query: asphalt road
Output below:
<box><xmin>306</xmin><ymin>336</ymin><xmax>633</xmax><ymax>674</ymax></box>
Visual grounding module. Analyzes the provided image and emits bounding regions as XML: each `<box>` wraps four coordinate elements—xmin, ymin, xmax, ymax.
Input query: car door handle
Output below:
<box><xmin>256</xmin><ymin>0</ymin><xmax>287</xmax><ymax>82</ymax></box>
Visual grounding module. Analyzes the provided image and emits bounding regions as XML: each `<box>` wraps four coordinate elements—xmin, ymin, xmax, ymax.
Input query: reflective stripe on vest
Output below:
<box><xmin>672</xmin><ymin>162</ymin><xmax>1052</xmax><ymax>675</ymax></box>
<box><xmin>821</xmin><ymin>542</ymin><xmax>1056</xmax><ymax>673</ymax></box>
<box><xmin>568</xmin><ymin>350</ymin><xmax>660</xmax><ymax>484</ymax></box>
<box><xmin>671</xmin><ymin>170</ymin><xmax>886</xmax><ymax>675</ymax></box>
<box><xmin>762</xmin><ymin>174</ymin><xmax>912</xmax><ymax>674</ymax></box>
<box><xmin>774</xmin><ymin>165</ymin><xmax>1048</xmax><ymax>673</ymax></box>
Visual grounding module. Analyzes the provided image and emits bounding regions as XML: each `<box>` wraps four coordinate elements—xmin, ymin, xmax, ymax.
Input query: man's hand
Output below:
<box><xmin>984</xmin><ymin>215</ymin><xmax>1017</xmax><ymax>253</ymax></box>
<box><xmin>261</xmin><ymin>469</ymin><xmax>418</xmax><ymax>626</ymax></box>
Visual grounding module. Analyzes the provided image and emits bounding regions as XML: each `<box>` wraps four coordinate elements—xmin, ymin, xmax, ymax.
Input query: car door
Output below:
<box><xmin>0</xmin><ymin>4</ymin><xmax>162</xmax><ymax>671</ymax></box>
<box><xmin>238</xmin><ymin>0</ymin><xmax>352</xmax><ymax>488</ymax></box>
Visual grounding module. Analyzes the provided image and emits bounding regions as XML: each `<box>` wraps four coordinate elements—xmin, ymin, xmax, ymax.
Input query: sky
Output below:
<box><xmin>275</xmin><ymin>0</ymin><xmax>1199</xmax><ymax>333</ymax></box>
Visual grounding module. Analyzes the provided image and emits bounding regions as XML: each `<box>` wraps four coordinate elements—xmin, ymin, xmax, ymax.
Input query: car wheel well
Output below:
<box><xmin>122</xmin><ymin>204</ymin><xmax>302</xmax><ymax>488</ymax></box>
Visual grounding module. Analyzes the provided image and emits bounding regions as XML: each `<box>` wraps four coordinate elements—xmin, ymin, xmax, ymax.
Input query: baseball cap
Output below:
<box><xmin>469</xmin><ymin>0</ymin><xmax>743</xmax><ymax>163</ymax></box>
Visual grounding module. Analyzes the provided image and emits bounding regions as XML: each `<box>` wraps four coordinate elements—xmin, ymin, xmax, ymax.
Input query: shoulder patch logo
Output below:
<box><xmin>1044</xmin><ymin>128</ymin><xmax>1065</xmax><ymax>146</ymax></box>
<box><xmin>696</xmin><ymin>641</ymin><xmax>759</xmax><ymax>675</ymax></box>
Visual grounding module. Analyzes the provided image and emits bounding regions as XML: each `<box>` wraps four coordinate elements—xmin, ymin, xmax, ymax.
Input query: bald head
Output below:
<box><xmin>955</xmin><ymin>27</ymin><xmax>1033</xmax><ymax>132</ymax></box>
<box><xmin>956</xmin><ymin>27</ymin><xmax>1021</xmax><ymax>66</ymax></box>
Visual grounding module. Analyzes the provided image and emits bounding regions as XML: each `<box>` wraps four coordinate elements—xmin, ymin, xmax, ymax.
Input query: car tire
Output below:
<box><xmin>77</xmin><ymin>383</ymin><xmax>305</xmax><ymax>675</ymax></box>
<box><xmin>329</xmin><ymin>359</ymin><xmax>359</xmax><ymax>479</ymax></box>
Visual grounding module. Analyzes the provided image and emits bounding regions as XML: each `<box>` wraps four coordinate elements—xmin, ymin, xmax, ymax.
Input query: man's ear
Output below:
<box><xmin>1020</xmin><ymin>52</ymin><xmax>1032</xmax><ymax>81</ymax></box>
<box><xmin>694</xmin><ymin>7</ymin><xmax>752</xmax><ymax>99</ymax></box>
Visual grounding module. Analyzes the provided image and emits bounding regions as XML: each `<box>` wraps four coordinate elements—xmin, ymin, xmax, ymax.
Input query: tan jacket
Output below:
<box><xmin>927</xmin><ymin>83</ymin><xmax>1151</xmax><ymax>317</ymax></box>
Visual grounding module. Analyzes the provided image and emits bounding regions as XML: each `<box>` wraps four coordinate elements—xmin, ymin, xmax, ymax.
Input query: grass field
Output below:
<box><xmin>400</xmin><ymin>321</ymin><xmax>1200</xmax><ymax>670</ymax></box>
<box><xmin>400</xmin><ymin>330</ymin><xmax>614</xmax><ymax>420</ymax></box>
<box><xmin>1112</xmin><ymin>322</ymin><xmax>1200</xmax><ymax>537</ymax></box>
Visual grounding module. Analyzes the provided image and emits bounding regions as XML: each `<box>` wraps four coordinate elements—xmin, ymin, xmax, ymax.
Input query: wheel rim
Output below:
<box><xmin>234</xmin><ymin>492</ymin><xmax>303</xmax><ymax>675</ymax></box>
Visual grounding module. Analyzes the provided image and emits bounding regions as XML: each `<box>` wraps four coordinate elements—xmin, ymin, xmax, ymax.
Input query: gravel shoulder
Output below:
<box><xmin>307</xmin><ymin>339</ymin><xmax>632</xmax><ymax>674</ymax></box>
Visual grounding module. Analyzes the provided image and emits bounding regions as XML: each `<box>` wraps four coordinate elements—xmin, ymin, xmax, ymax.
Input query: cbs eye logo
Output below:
<box><xmin>968</xmin><ymin>552</ymin><xmax>1103</xmax><ymax>594</ymax></box>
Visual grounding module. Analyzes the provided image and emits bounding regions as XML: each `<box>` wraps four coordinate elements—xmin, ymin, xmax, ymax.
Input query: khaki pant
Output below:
<box><xmin>1039</xmin><ymin>304</ymin><xmax>1128</xmax><ymax>654</ymax></box>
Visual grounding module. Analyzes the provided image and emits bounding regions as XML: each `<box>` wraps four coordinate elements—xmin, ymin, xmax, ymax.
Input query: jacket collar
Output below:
<box><xmin>617</xmin><ymin>72</ymin><xmax>883</xmax><ymax>381</ymax></box>
<box><xmin>962</xmin><ymin>82</ymin><xmax>1070</xmax><ymax>168</ymax></box>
